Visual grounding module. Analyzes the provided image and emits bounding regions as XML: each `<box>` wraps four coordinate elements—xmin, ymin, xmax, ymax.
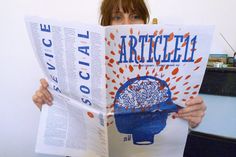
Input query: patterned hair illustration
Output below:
<box><xmin>114</xmin><ymin>76</ymin><xmax>180</xmax><ymax>145</ymax></box>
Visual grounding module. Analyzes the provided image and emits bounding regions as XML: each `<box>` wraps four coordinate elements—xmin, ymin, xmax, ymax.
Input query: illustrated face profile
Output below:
<box><xmin>114</xmin><ymin>76</ymin><xmax>178</xmax><ymax>145</ymax></box>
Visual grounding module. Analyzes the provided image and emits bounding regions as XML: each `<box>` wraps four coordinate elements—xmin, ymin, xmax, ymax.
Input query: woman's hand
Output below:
<box><xmin>173</xmin><ymin>96</ymin><xmax>206</xmax><ymax>128</ymax></box>
<box><xmin>32</xmin><ymin>78</ymin><xmax>53</xmax><ymax>110</ymax></box>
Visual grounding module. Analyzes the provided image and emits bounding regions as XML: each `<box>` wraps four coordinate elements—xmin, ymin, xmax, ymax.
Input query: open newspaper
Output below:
<box><xmin>25</xmin><ymin>17</ymin><xmax>214</xmax><ymax>157</ymax></box>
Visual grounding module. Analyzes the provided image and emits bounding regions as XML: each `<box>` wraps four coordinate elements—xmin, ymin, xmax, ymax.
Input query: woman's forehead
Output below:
<box><xmin>112</xmin><ymin>0</ymin><xmax>135</xmax><ymax>13</ymax></box>
<box><xmin>112</xmin><ymin>8</ymin><xmax>136</xmax><ymax>14</ymax></box>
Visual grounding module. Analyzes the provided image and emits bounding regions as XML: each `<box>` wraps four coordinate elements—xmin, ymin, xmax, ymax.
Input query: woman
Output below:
<box><xmin>32</xmin><ymin>0</ymin><xmax>206</xmax><ymax>128</ymax></box>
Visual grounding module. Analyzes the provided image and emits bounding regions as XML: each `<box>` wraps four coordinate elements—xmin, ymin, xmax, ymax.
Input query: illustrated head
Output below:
<box><xmin>114</xmin><ymin>76</ymin><xmax>178</xmax><ymax>145</ymax></box>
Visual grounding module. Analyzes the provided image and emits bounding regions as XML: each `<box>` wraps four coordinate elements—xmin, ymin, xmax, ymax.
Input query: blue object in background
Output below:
<box><xmin>114</xmin><ymin>76</ymin><xmax>178</xmax><ymax>145</ymax></box>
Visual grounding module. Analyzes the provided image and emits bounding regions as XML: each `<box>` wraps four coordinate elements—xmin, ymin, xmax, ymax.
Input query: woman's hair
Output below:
<box><xmin>100</xmin><ymin>0</ymin><xmax>150</xmax><ymax>26</ymax></box>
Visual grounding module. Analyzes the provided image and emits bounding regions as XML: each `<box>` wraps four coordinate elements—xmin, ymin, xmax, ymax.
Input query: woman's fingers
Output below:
<box><xmin>178</xmin><ymin>104</ymin><xmax>206</xmax><ymax>114</ymax></box>
<box><xmin>40</xmin><ymin>78</ymin><xmax>49</xmax><ymax>88</ymax></box>
<box><xmin>40</xmin><ymin>86</ymin><xmax>53</xmax><ymax>103</ymax></box>
<box><xmin>173</xmin><ymin>96</ymin><xmax>206</xmax><ymax>128</ymax></box>
<box><xmin>40</xmin><ymin>78</ymin><xmax>53</xmax><ymax>103</ymax></box>
<box><xmin>176</xmin><ymin>110</ymin><xmax>205</xmax><ymax>118</ymax></box>
<box><xmin>32</xmin><ymin>89</ymin><xmax>52</xmax><ymax>110</ymax></box>
<box><xmin>36</xmin><ymin>89</ymin><xmax>52</xmax><ymax>105</ymax></box>
<box><xmin>185</xmin><ymin>96</ymin><xmax>203</xmax><ymax>106</ymax></box>
<box><xmin>182</xmin><ymin>117</ymin><xmax>201</xmax><ymax>128</ymax></box>
<box><xmin>32</xmin><ymin>78</ymin><xmax>54</xmax><ymax>110</ymax></box>
<box><xmin>179</xmin><ymin>116</ymin><xmax>202</xmax><ymax>128</ymax></box>
<box><xmin>32</xmin><ymin>94</ymin><xmax>45</xmax><ymax>110</ymax></box>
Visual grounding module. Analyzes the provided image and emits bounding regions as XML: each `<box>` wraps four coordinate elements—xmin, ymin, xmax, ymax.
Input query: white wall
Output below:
<box><xmin>0</xmin><ymin>0</ymin><xmax>235</xmax><ymax>157</ymax></box>
<box><xmin>148</xmin><ymin>0</ymin><xmax>236</xmax><ymax>55</ymax></box>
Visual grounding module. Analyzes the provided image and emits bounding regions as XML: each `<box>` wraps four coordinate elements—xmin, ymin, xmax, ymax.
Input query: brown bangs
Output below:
<box><xmin>100</xmin><ymin>0</ymin><xmax>150</xmax><ymax>26</ymax></box>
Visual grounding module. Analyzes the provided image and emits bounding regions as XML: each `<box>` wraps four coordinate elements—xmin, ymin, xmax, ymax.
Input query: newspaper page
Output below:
<box><xmin>104</xmin><ymin>25</ymin><xmax>214</xmax><ymax>157</ymax></box>
<box><xmin>25</xmin><ymin>17</ymin><xmax>108</xmax><ymax>157</ymax></box>
<box><xmin>25</xmin><ymin>16</ymin><xmax>214</xmax><ymax>157</ymax></box>
<box><xmin>36</xmin><ymin>90</ymin><xmax>108</xmax><ymax>157</ymax></box>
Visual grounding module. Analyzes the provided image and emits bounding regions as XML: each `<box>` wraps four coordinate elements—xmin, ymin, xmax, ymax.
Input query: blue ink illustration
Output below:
<box><xmin>114</xmin><ymin>76</ymin><xmax>178</xmax><ymax>145</ymax></box>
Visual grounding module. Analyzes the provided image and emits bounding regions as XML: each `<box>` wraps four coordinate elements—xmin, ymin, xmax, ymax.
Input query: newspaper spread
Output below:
<box><xmin>25</xmin><ymin>16</ymin><xmax>214</xmax><ymax>157</ymax></box>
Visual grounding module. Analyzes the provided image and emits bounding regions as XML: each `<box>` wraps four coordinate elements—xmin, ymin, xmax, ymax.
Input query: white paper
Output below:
<box><xmin>36</xmin><ymin>91</ymin><xmax>108</xmax><ymax>157</ymax></box>
<box><xmin>25</xmin><ymin>16</ymin><xmax>214</xmax><ymax>157</ymax></box>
